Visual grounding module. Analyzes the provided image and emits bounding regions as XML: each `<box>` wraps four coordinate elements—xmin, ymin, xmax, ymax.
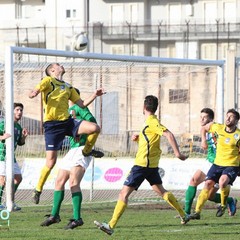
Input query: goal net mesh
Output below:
<box><xmin>0</xmin><ymin>49</ymin><xmax>221</xmax><ymax>207</ymax></box>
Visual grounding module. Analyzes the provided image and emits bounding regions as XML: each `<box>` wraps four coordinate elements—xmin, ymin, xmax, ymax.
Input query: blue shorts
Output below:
<box><xmin>123</xmin><ymin>165</ymin><xmax>162</xmax><ymax>190</ymax></box>
<box><xmin>43</xmin><ymin>117</ymin><xmax>82</xmax><ymax>150</ymax></box>
<box><xmin>206</xmin><ymin>164</ymin><xmax>240</xmax><ymax>185</ymax></box>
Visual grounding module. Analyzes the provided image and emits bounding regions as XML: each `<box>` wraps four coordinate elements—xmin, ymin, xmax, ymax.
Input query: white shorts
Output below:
<box><xmin>0</xmin><ymin>161</ymin><xmax>21</xmax><ymax>175</ymax></box>
<box><xmin>59</xmin><ymin>146</ymin><xmax>92</xmax><ymax>171</ymax></box>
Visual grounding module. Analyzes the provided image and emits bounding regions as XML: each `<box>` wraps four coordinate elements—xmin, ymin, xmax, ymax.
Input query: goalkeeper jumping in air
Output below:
<box><xmin>94</xmin><ymin>95</ymin><xmax>189</xmax><ymax>236</ymax></box>
<box><xmin>29</xmin><ymin>63</ymin><xmax>105</xmax><ymax>204</ymax></box>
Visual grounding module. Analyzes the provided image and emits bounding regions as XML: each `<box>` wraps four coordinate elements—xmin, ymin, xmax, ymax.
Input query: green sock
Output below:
<box><xmin>211</xmin><ymin>193</ymin><xmax>221</xmax><ymax>203</ymax></box>
<box><xmin>72</xmin><ymin>192</ymin><xmax>82</xmax><ymax>220</ymax></box>
<box><xmin>0</xmin><ymin>185</ymin><xmax>4</xmax><ymax>205</ymax></box>
<box><xmin>14</xmin><ymin>183</ymin><xmax>19</xmax><ymax>192</ymax></box>
<box><xmin>184</xmin><ymin>186</ymin><xmax>197</xmax><ymax>214</ymax></box>
<box><xmin>51</xmin><ymin>190</ymin><xmax>64</xmax><ymax>217</ymax></box>
<box><xmin>226</xmin><ymin>197</ymin><xmax>234</xmax><ymax>204</ymax></box>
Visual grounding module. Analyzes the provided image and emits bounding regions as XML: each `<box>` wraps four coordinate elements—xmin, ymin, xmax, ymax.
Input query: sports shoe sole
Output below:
<box><xmin>94</xmin><ymin>220</ymin><xmax>113</xmax><ymax>235</ymax></box>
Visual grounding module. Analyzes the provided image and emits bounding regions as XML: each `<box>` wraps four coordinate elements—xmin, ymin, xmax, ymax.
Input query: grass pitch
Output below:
<box><xmin>1</xmin><ymin>202</ymin><xmax>240</xmax><ymax>240</ymax></box>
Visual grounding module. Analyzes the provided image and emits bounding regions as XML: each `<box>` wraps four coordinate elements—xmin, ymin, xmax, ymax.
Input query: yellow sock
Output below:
<box><xmin>36</xmin><ymin>166</ymin><xmax>51</xmax><ymax>192</ymax></box>
<box><xmin>163</xmin><ymin>192</ymin><xmax>185</xmax><ymax>217</ymax></box>
<box><xmin>221</xmin><ymin>185</ymin><xmax>230</xmax><ymax>207</ymax></box>
<box><xmin>195</xmin><ymin>188</ymin><xmax>209</xmax><ymax>213</ymax></box>
<box><xmin>82</xmin><ymin>132</ymin><xmax>99</xmax><ymax>155</ymax></box>
<box><xmin>108</xmin><ymin>200</ymin><xmax>127</xmax><ymax>229</ymax></box>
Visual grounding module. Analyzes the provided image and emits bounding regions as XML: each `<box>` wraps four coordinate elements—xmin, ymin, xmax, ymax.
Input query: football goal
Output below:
<box><xmin>2</xmin><ymin>46</ymin><xmax>224</xmax><ymax>210</ymax></box>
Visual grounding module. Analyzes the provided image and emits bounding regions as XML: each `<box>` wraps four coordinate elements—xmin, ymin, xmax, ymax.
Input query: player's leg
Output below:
<box><xmin>152</xmin><ymin>184</ymin><xmax>189</xmax><ymax>224</ymax></box>
<box><xmin>41</xmin><ymin>168</ymin><xmax>69</xmax><ymax>226</ymax></box>
<box><xmin>208</xmin><ymin>184</ymin><xmax>237</xmax><ymax>216</ymax></box>
<box><xmin>94</xmin><ymin>185</ymin><xmax>133</xmax><ymax>235</ymax></box>
<box><xmin>76</xmin><ymin>120</ymin><xmax>103</xmax><ymax>157</ymax></box>
<box><xmin>33</xmin><ymin>150</ymin><xmax>58</xmax><ymax>204</ymax></box>
<box><xmin>184</xmin><ymin>169</ymin><xmax>206</xmax><ymax>215</ymax></box>
<box><xmin>0</xmin><ymin>175</ymin><xmax>5</xmax><ymax>209</ymax></box>
<box><xmin>13</xmin><ymin>172</ymin><xmax>22</xmax><ymax>211</ymax></box>
<box><xmin>0</xmin><ymin>161</ymin><xmax>6</xmax><ymax>209</ymax></box>
<box><xmin>64</xmin><ymin>164</ymin><xmax>85</xmax><ymax>229</ymax></box>
<box><xmin>94</xmin><ymin>165</ymin><xmax>141</xmax><ymax>235</ymax></box>
<box><xmin>216</xmin><ymin>167</ymin><xmax>239</xmax><ymax>217</ymax></box>
<box><xmin>191</xmin><ymin>179</ymin><xmax>215</xmax><ymax>219</ymax></box>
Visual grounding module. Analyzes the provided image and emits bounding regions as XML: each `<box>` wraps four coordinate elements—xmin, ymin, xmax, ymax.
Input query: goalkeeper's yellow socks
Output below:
<box><xmin>163</xmin><ymin>191</ymin><xmax>185</xmax><ymax>217</ymax></box>
<box><xmin>36</xmin><ymin>166</ymin><xmax>51</xmax><ymax>192</ymax></box>
<box><xmin>82</xmin><ymin>132</ymin><xmax>99</xmax><ymax>155</ymax></box>
<box><xmin>72</xmin><ymin>191</ymin><xmax>82</xmax><ymax>220</ymax></box>
<box><xmin>109</xmin><ymin>200</ymin><xmax>127</xmax><ymax>229</ymax></box>
<box><xmin>195</xmin><ymin>188</ymin><xmax>209</xmax><ymax>213</ymax></box>
<box><xmin>51</xmin><ymin>190</ymin><xmax>64</xmax><ymax>217</ymax></box>
<box><xmin>184</xmin><ymin>186</ymin><xmax>197</xmax><ymax>214</ymax></box>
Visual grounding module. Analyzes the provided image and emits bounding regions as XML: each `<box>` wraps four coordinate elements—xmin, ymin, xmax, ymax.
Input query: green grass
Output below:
<box><xmin>0</xmin><ymin>203</ymin><xmax>240</xmax><ymax>240</ymax></box>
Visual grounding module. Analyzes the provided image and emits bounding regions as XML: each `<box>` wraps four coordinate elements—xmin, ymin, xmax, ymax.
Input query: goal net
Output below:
<box><xmin>1</xmin><ymin>47</ymin><xmax>224</xmax><ymax>208</ymax></box>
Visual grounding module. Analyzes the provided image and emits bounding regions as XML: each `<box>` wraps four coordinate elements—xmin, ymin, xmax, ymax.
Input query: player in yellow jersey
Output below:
<box><xmin>94</xmin><ymin>95</ymin><xmax>189</xmax><ymax>236</ymax></box>
<box><xmin>190</xmin><ymin>108</ymin><xmax>240</xmax><ymax>220</ymax></box>
<box><xmin>29</xmin><ymin>63</ymin><xmax>105</xmax><ymax>204</ymax></box>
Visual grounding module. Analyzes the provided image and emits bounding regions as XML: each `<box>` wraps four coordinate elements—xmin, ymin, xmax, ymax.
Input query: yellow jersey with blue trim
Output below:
<box><xmin>209</xmin><ymin>123</ymin><xmax>240</xmax><ymax>167</ymax></box>
<box><xmin>36</xmin><ymin>76</ymin><xmax>80</xmax><ymax>122</ymax></box>
<box><xmin>134</xmin><ymin>115</ymin><xmax>167</xmax><ymax>168</ymax></box>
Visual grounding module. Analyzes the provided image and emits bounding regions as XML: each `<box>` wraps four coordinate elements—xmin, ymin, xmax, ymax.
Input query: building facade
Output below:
<box><xmin>0</xmin><ymin>0</ymin><xmax>239</xmax><ymax>62</ymax></box>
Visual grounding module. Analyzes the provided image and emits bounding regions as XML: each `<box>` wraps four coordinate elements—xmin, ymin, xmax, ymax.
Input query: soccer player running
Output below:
<box><xmin>94</xmin><ymin>95</ymin><xmax>189</xmax><ymax>236</ymax></box>
<box><xmin>40</xmin><ymin>90</ymin><xmax>97</xmax><ymax>229</ymax></box>
<box><xmin>184</xmin><ymin>108</ymin><xmax>237</xmax><ymax>217</ymax></box>
<box><xmin>190</xmin><ymin>108</ymin><xmax>240</xmax><ymax>220</ymax></box>
<box><xmin>29</xmin><ymin>63</ymin><xmax>105</xmax><ymax>204</ymax></box>
<box><xmin>0</xmin><ymin>103</ymin><xmax>28</xmax><ymax>211</ymax></box>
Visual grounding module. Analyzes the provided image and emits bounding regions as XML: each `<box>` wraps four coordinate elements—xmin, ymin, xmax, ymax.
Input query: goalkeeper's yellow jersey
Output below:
<box><xmin>36</xmin><ymin>76</ymin><xmax>80</xmax><ymax>122</ymax></box>
<box><xmin>134</xmin><ymin>115</ymin><xmax>166</xmax><ymax>168</ymax></box>
<box><xmin>209</xmin><ymin>123</ymin><xmax>240</xmax><ymax>167</ymax></box>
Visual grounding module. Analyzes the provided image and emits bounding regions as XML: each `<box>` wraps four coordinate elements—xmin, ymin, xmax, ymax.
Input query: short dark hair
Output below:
<box><xmin>201</xmin><ymin>108</ymin><xmax>214</xmax><ymax>120</ymax></box>
<box><xmin>14</xmin><ymin>102</ymin><xmax>24</xmax><ymax>109</ymax></box>
<box><xmin>45</xmin><ymin>63</ymin><xmax>53</xmax><ymax>76</ymax></box>
<box><xmin>227</xmin><ymin>108</ymin><xmax>240</xmax><ymax>121</ymax></box>
<box><xmin>144</xmin><ymin>95</ymin><xmax>158</xmax><ymax>113</ymax></box>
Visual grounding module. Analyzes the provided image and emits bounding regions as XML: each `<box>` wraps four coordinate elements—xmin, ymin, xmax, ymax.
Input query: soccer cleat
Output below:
<box><xmin>40</xmin><ymin>214</ymin><xmax>61</xmax><ymax>227</ymax></box>
<box><xmin>83</xmin><ymin>150</ymin><xmax>104</xmax><ymax>158</ymax></box>
<box><xmin>13</xmin><ymin>203</ymin><xmax>21</xmax><ymax>211</ymax></box>
<box><xmin>180</xmin><ymin>214</ymin><xmax>190</xmax><ymax>225</ymax></box>
<box><xmin>32</xmin><ymin>189</ymin><xmax>41</xmax><ymax>204</ymax></box>
<box><xmin>216</xmin><ymin>205</ymin><xmax>226</xmax><ymax>217</ymax></box>
<box><xmin>64</xmin><ymin>218</ymin><xmax>84</xmax><ymax>230</ymax></box>
<box><xmin>94</xmin><ymin>220</ymin><xmax>114</xmax><ymax>235</ymax></box>
<box><xmin>189</xmin><ymin>212</ymin><xmax>201</xmax><ymax>220</ymax></box>
<box><xmin>227</xmin><ymin>198</ymin><xmax>237</xmax><ymax>216</ymax></box>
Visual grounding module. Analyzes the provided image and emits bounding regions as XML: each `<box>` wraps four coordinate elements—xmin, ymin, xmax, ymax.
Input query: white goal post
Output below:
<box><xmin>3</xmin><ymin>46</ymin><xmax>225</xmax><ymax>210</ymax></box>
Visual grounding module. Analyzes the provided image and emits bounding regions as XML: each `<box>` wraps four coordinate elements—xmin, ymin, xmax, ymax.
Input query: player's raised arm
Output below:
<box><xmin>29</xmin><ymin>88</ymin><xmax>40</xmax><ymax>99</ymax></box>
<box><xmin>201</xmin><ymin>121</ymin><xmax>213</xmax><ymax>150</ymax></box>
<box><xmin>163</xmin><ymin>129</ymin><xmax>188</xmax><ymax>160</ymax></box>
<box><xmin>75</xmin><ymin>88</ymin><xmax>106</xmax><ymax>108</ymax></box>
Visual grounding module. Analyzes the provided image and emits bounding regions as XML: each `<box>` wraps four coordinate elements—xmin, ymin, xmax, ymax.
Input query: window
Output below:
<box><xmin>169</xmin><ymin>4</ymin><xmax>181</xmax><ymax>24</ymax></box>
<box><xmin>223</xmin><ymin>1</ymin><xmax>235</xmax><ymax>23</ymax></box>
<box><xmin>66</xmin><ymin>9</ymin><xmax>77</xmax><ymax>19</ymax></box>
<box><xmin>167</xmin><ymin>44</ymin><xmax>176</xmax><ymax>58</ymax></box>
<box><xmin>201</xmin><ymin>43</ymin><xmax>216</xmax><ymax>60</ymax></box>
<box><xmin>130</xmin><ymin>4</ymin><xmax>138</xmax><ymax>23</ymax></box>
<box><xmin>169</xmin><ymin>89</ymin><xmax>189</xmax><ymax>103</ymax></box>
<box><xmin>204</xmin><ymin>2</ymin><xmax>217</xmax><ymax>24</ymax></box>
<box><xmin>111</xmin><ymin>45</ymin><xmax>124</xmax><ymax>55</ymax></box>
<box><xmin>111</xmin><ymin>5</ymin><xmax>124</xmax><ymax>25</ymax></box>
